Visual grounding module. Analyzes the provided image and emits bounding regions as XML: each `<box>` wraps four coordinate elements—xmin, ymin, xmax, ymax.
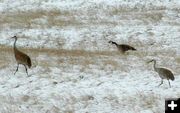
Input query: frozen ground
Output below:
<box><xmin>0</xmin><ymin>0</ymin><xmax>180</xmax><ymax>113</ymax></box>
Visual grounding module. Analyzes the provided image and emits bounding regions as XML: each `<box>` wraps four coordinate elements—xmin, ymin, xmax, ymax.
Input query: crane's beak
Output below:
<box><xmin>11</xmin><ymin>36</ymin><xmax>16</xmax><ymax>39</ymax></box>
<box><xmin>147</xmin><ymin>60</ymin><xmax>153</xmax><ymax>64</ymax></box>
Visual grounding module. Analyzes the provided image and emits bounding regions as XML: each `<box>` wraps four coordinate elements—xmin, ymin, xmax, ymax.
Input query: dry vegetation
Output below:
<box><xmin>1</xmin><ymin>9</ymin><xmax>79</xmax><ymax>29</ymax></box>
<box><xmin>0</xmin><ymin>44</ymin><xmax>179</xmax><ymax>75</ymax></box>
<box><xmin>0</xmin><ymin>3</ymin><xmax>172</xmax><ymax>29</ymax></box>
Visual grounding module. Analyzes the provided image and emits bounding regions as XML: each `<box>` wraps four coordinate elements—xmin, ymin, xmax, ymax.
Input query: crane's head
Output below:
<box><xmin>12</xmin><ymin>36</ymin><xmax>17</xmax><ymax>40</ymax></box>
<box><xmin>108</xmin><ymin>41</ymin><xmax>113</xmax><ymax>44</ymax></box>
<box><xmin>147</xmin><ymin>59</ymin><xmax>156</xmax><ymax>64</ymax></box>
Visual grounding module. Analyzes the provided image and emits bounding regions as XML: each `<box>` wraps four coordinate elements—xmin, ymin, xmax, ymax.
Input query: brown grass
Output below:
<box><xmin>0</xmin><ymin>46</ymin><xmax>121</xmax><ymax>70</ymax></box>
<box><xmin>0</xmin><ymin>45</ymin><xmax>120</xmax><ymax>57</ymax></box>
<box><xmin>0</xmin><ymin>4</ymin><xmax>167</xmax><ymax>29</ymax></box>
<box><xmin>0</xmin><ymin>9</ymin><xmax>82</xmax><ymax>28</ymax></box>
<box><xmin>1</xmin><ymin>45</ymin><xmax>178</xmax><ymax>73</ymax></box>
<box><xmin>175</xmin><ymin>57</ymin><xmax>180</xmax><ymax>64</ymax></box>
<box><xmin>103</xmin><ymin>59</ymin><xmax>119</xmax><ymax>67</ymax></box>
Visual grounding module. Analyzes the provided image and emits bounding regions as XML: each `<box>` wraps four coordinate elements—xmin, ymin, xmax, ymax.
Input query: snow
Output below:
<box><xmin>0</xmin><ymin>0</ymin><xmax>180</xmax><ymax>113</ymax></box>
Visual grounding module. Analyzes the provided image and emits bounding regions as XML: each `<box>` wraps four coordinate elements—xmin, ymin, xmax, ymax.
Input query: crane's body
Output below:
<box><xmin>12</xmin><ymin>36</ymin><xmax>31</xmax><ymax>76</ymax></box>
<box><xmin>148</xmin><ymin>59</ymin><xmax>174</xmax><ymax>87</ymax></box>
<box><xmin>109</xmin><ymin>41</ymin><xmax>136</xmax><ymax>53</ymax></box>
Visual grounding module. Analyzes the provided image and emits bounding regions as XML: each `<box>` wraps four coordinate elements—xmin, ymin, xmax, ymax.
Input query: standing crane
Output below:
<box><xmin>108</xmin><ymin>41</ymin><xmax>136</xmax><ymax>54</ymax></box>
<box><xmin>12</xmin><ymin>36</ymin><xmax>31</xmax><ymax>76</ymax></box>
<box><xmin>147</xmin><ymin>59</ymin><xmax>175</xmax><ymax>87</ymax></box>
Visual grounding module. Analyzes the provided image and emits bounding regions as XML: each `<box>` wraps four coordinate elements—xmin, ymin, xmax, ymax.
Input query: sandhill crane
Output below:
<box><xmin>12</xmin><ymin>36</ymin><xmax>31</xmax><ymax>76</ymax></box>
<box><xmin>148</xmin><ymin>59</ymin><xmax>175</xmax><ymax>87</ymax></box>
<box><xmin>108</xmin><ymin>41</ymin><xmax>136</xmax><ymax>53</ymax></box>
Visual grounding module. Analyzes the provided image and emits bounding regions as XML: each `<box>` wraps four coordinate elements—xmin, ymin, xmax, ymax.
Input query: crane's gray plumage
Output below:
<box><xmin>108</xmin><ymin>41</ymin><xmax>136</xmax><ymax>53</ymax></box>
<box><xmin>12</xmin><ymin>36</ymin><xmax>31</xmax><ymax>76</ymax></box>
<box><xmin>148</xmin><ymin>59</ymin><xmax>175</xmax><ymax>87</ymax></box>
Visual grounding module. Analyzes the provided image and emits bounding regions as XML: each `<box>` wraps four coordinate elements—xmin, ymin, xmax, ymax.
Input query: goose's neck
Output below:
<box><xmin>112</xmin><ymin>41</ymin><xmax>118</xmax><ymax>46</ymax></box>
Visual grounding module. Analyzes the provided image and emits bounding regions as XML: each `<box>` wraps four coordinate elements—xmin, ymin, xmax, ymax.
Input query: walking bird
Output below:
<box><xmin>148</xmin><ymin>59</ymin><xmax>175</xmax><ymax>87</ymax></box>
<box><xmin>108</xmin><ymin>41</ymin><xmax>136</xmax><ymax>53</ymax></box>
<box><xmin>12</xmin><ymin>36</ymin><xmax>31</xmax><ymax>76</ymax></box>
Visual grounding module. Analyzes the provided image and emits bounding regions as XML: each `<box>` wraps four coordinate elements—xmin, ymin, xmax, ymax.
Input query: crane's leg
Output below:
<box><xmin>168</xmin><ymin>80</ymin><xmax>171</xmax><ymax>88</ymax></box>
<box><xmin>23</xmin><ymin>65</ymin><xmax>28</xmax><ymax>76</ymax></box>
<box><xmin>14</xmin><ymin>64</ymin><xmax>19</xmax><ymax>75</ymax></box>
<box><xmin>158</xmin><ymin>79</ymin><xmax>163</xmax><ymax>87</ymax></box>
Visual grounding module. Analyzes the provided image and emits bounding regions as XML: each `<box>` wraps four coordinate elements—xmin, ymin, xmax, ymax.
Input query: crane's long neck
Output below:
<box><xmin>153</xmin><ymin>60</ymin><xmax>158</xmax><ymax>72</ymax></box>
<box><xmin>13</xmin><ymin>38</ymin><xmax>17</xmax><ymax>51</ymax></box>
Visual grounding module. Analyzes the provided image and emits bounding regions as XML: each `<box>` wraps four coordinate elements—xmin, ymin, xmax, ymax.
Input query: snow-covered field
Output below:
<box><xmin>0</xmin><ymin>0</ymin><xmax>180</xmax><ymax>113</ymax></box>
